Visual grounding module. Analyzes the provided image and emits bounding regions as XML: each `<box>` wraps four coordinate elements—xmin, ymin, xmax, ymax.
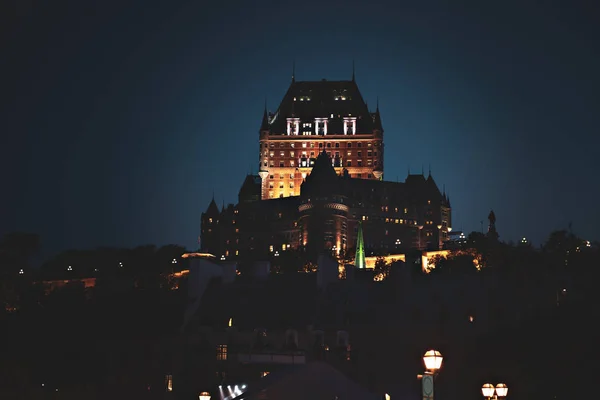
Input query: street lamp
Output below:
<box><xmin>423</xmin><ymin>349</ymin><xmax>443</xmax><ymax>372</ymax></box>
<box><xmin>419</xmin><ymin>350</ymin><xmax>443</xmax><ymax>400</ymax></box>
<box><xmin>199</xmin><ymin>392</ymin><xmax>211</xmax><ymax>400</ymax></box>
<box><xmin>482</xmin><ymin>383</ymin><xmax>508</xmax><ymax>399</ymax></box>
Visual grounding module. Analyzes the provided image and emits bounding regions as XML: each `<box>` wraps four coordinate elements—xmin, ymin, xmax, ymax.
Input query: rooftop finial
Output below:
<box><xmin>376</xmin><ymin>96</ymin><xmax>380</xmax><ymax>111</ymax></box>
<box><xmin>352</xmin><ymin>60</ymin><xmax>355</xmax><ymax>82</ymax></box>
<box><xmin>292</xmin><ymin>60</ymin><xmax>295</xmax><ymax>83</ymax></box>
<box><xmin>428</xmin><ymin>163</ymin><xmax>431</xmax><ymax>177</ymax></box>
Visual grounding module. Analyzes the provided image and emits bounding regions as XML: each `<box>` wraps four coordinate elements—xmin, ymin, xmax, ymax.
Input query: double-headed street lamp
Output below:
<box><xmin>418</xmin><ymin>350</ymin><xmax>443</xmax><ymax>400</ymax></box>
<box><xmin>482</xmin><ymin>383</ymin><xmax>508</xmax><ymax>399</ymax></box>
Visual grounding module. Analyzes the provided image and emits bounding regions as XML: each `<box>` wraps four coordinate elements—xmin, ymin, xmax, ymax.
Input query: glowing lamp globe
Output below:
<box><xmin>422</xmin><ymin>350</ymin><xmax>443</xmax><ymax>371</ymax></box>
<box><xmin>199</xmin><ymin>392</ymin><xmax>211</xmax><ymax>400</ymax></box>
<box><xmin>495</xmin><ymin>383</ymin><xmax>508</xmax><ymax>397</ymax></box>
<box><xmin>481</xmin><ymin>383</ymin><xmax>495</xmax><ymax>398</ymax></box>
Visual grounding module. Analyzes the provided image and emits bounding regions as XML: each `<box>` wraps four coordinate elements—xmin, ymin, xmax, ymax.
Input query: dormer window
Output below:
<box><xmin>302</xmin><ymin>122</ymin><xmax>312</xmax><ymax>135</ymax></box>
<box><xmin>287</xmin><ymin>118</ymin><xmax>300</xmax><ymax>135</ymax></box>
<box><xmin>343</xmin><ymin>117</ymin><xmax>357</xmax><ymax>135</ymax></box>
<box><xmin>315</xmin><ymin>118</ymin><xmax>328</xmax><ymax>135</ymax></box>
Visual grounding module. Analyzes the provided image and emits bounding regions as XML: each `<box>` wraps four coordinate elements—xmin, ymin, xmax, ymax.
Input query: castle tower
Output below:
<box><xmin>354</xmin><ymin>221</ymin><xmax>366</xmax><ymax>269</ymax></box>
<box><xmin>258</xmin><ymin>77</ymin><xmax>384</xmax><ymax>200</ymax></box>
<box><xmin>298</xmin><ymin>151</ymin><xmax>350</xmax><ymax>260</ymax></box>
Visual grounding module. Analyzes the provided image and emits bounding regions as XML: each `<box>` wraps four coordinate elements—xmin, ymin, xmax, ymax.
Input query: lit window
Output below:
<box><xmin>216</xmin><ymin>344</ymin><xmax>228</xmax><ymax>360</ymax></box>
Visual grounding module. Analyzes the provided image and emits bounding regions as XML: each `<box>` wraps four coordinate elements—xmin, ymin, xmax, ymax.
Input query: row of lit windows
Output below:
<box><xmin>264</xmin><ymin>150</ymin><xmax>378</xmax><ymax>158</ymax></box>
<box><xmin>264</xmin><ymin>159</ymin><xmax>378</xmax><ymax>168</ymax></box>
<box><xmin>291</xmin><ymin>96</ymin><xmax>351</xmax><ymax>102</ymax></box>
<box><xmin>264</xmin><ymin>141</ymin><xmax>377</xmax><ymax>149</ymax></box>
<box><xmin>269</xmin><ymin>183</ymin><xmax>295</xmax><ymax>189</ymax></box>
<box><xmin>381</xmin><ymin>206</ymin><xmax>409</xmax><ymax>213</ymax></box>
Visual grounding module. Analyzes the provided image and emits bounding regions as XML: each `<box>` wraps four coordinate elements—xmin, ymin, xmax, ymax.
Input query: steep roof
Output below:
<box><xmin>301</xmin><ymin>151</ymin><xmax>341</xmax><ymax>195</ymax></box>
<box><xmin>238</xmin><ymin>174</ymin><xmax>261</xmax><ymax>203</ymax></box>
<box><xmin>231</xmin><ymin>361</ymin><xmax>381</xmax><ymax>400</ymax></box>
<box><xmin>204</xmin><ymin>197</ymin><xmax>219</xmax><ymax>216</ymax></box>
<box><xmin>268</xmin><ymin>79</ymin><xmax>375</xmax><ymax>134</ymax></box>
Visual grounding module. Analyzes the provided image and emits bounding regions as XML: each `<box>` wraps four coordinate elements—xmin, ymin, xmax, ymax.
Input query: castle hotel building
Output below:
<box><xmin>201</xmin><ymin>75</ymin><xmax>452</xmax><ymax>261</ymax></box>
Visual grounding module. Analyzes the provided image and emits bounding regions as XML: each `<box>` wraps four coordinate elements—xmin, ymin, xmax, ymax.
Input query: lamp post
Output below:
<box><xmin>481</xmin><ymin>383</ymin><xmax>508</xmax><ymax>399</ymax></box>
<box><xmin>418</xmin><ymin>350</ymin><xmax>443</xmax><ymax>400</ymax></box>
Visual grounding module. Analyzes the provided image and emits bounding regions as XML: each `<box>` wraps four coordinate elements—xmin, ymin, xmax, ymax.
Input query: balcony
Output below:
<box><xmin>237</xmin><ymin>351</ymin><xmax>306</xmax><ymax>365</ymax></box>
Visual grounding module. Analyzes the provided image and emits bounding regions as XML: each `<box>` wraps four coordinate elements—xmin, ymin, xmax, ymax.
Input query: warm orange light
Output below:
<box><xmin>182</xmin><ymin>252</ymin><xmax>216</xmax><ymax>259</ymax></box>
<box><xmin>171</xmin><ymin>269</ymin><xmax>190</xmax><ymax>278</ymax></box>
<box><xmin>481</xmin><ymin>383</ymin><xmax>495</xmax><ymax>397</ymax></box>
<box><xmin>423</xmin><ymin>350</ymin><xmax>443</xmax><ymax>371</ymax></box>
<box><xmin>199</xmin><ymin>392</ymin><xmax>211</xmax><ymax>400</ymax></box>
<box><xmin>495</xmin><ymin>383</ymin><xmax>508</xmax><ymax>397</ymax></box>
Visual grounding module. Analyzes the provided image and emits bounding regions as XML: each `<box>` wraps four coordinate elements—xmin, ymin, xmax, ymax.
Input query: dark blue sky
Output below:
<box><xmin>3</xmin><ymin>0</ymin><xmax>599</xmax><ymax>261</ymax></box>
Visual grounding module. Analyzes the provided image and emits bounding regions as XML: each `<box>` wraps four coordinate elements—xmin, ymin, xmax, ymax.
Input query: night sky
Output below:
<box><xmin>3</xmin><ymin>0</ymin><xmax>599</xmax><ymax>263</ymax></box>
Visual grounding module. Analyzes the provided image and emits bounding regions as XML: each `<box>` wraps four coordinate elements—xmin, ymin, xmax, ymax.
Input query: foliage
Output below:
<box><xmin>373</xmin><ymin>256</ymin><xmax>391</xmax><ymax>281</ymax></box>
<box><xmin>428</xmin><ymin>251</ymin><xmax>479</xmax><ymax>276</ymax></box>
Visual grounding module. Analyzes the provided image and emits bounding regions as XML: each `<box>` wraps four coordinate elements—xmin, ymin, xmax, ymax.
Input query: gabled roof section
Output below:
<box><xmin>301</xmin><ymin>151</ymin><xmax>341</xmax><ymax>196</ymax></box>
<box><xmin>204</xmin><ymin>197</ymin><xmax>219</xmax><ymax>216</ymax></box>
<box><xmin>238</xmin><ymin>174</ymin><xmax>261</xmax><ymax>203</ymax></box>
<box><xmin>269</xmin><ymin>79</ymin><xmax>374</xmax><ymax>134</ymax></box>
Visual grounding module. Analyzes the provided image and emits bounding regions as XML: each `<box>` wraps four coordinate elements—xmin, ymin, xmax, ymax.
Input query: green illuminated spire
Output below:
<box><xmin>355</xmin><ymin>221</ymin><xmax>366</xmax><ymax>269</ymax></box>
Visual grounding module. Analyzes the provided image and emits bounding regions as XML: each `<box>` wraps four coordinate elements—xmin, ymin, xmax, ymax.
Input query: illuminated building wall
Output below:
<box><xmin>258</xmin><ymin>78</ymin><xmax>383</xmax><ymax>200</ymax></box>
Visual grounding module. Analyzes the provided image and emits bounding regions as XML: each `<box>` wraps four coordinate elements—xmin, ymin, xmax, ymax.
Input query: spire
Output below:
<box><xmin>354</xmin><ymin>221</ymin><xmax>366</xmax><ymax>269</ymax></box>
<box><xmin>352</xmin><ymin>60</ymin><xmax>355</xmax><ymax>82</ymax></box>
<box><xmin>373</xmin><ymin>97</ymin><xmax>383</xmax><ymax>131</ymax></box>
<box><xmin>291</xmin><ymin>60</ymin><xmax>295</xmax><ymax>83</ymax></box>
<box><xmin>428</xmin><ymin>164</ymin><xmax>431</xmax><ymax>177</ymax></box>
<box><xmin>205</xmin><ymin>195</ymin><xmax>219</xmax><ymax>215</ymax></box>
<box><xmin>260</xmin><ymin>100</ymin><xmax>269</xmax><ymax>131</ymax></box>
